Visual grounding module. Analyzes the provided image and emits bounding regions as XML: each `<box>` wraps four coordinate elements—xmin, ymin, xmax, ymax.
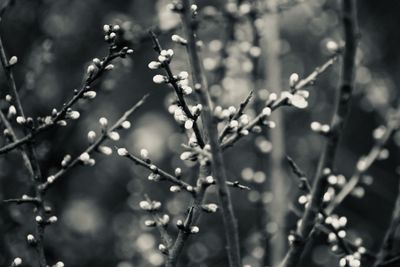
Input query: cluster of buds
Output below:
<box><xmin>79</xmin><ymin>152</ymin><xmax>95</xmax><ymax>166</ymax></box>
<box><xmin>310</xmin><ymin>121</ymin><xmax>331</xmax><ymax>135</ymax></box>
<box><xmin>65</xmin><ymin>109</ymin><xmax>80</xmax><ymax>120</ymax></box>
<box><xmin>139</xmin><ymin>199</ymin><xmax>162</xmax><ymax>211</ymax></box>
<box><xmin>150</xmin><ymin>49</ymin><xmax>174</xmax><ymax>70</ymax></box>
<box><xmin>201</xmin><ymin>203</ymin><xmax>219</xmax><ymax>213</ymax></box>
<box><xmin>145</xmin><ymin>214</ymin><xmax>170</xmax><ymax>228</ymax></box>
<box><xmin>35</xmin><ymin>215</ymin><xmax>58</xmax><ymax>226</ymax></box>
<box><xmin>176</xmin><ymin>219</ymin><xmax>200</xmax><ymax>234</ymax></box>
<box><xmin>103</xmin><ymin>24</ymin><xmax>120</xmax><ymax>44</ymax></box>
<box><xmin>338</xmin><ymin>254</ymin><xmax>361</xmax><ymax>267</ymax></box>
<box><xmin>282</xmin><ymin>89</ymin><xmax>309</xmax><ymax>109</ymax></box>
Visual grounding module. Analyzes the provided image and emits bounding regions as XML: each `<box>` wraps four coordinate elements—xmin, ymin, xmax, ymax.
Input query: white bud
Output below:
<box><xmin>178</xmin><ymin>71</ymin><xmax>189</xmax><ymax>80</ymax></box>
<box><xmin>190</xmin><ymin>226</ymin><xmax>199</xmax><ymax>234</ymax></box>
<box><xmin>12</xmin><ymin>258</ymin><xmax>22</xmax><ymax>266</ymax></box>
<box><xmin>35</xmin><ymin>216</ymin><xmax>43</xmax><ymax>222</ymax></box>
<box><xmin>268</xmin><ymin>93</ymin><xmax>278</xmax><ymax>101</ymax></box>
<box><xmin>158</xmin><ymin>244</ymin><xmax>168</xmax><ymax>253</ymax></box>
<box><xmin>180</xmin><ymin>151</ymin><xmax>192</xmax><ymax>161</ymax></box>
<box><xmin>262</xmin><ymin>107</ymin><xmax>272</xmax><ymax>116</ymax></box>
<box><xmin>144</xmin><ymin>220</ymin><xmax>156</xmax><ymax>227</ymax></box>
<box><xmin>205</xmin><ymin>176</ymin><xmax>214</xmax><ymax>184</ymax></box>
<box><xmin>289</xmin><ymin>73</ymin><xmax>300</xmax><ymax>87</ymax></box>
<box><xmin>99</xmin><ymin>117</ymin><xmax>108</xmax><ymax>128</ymax></box>
<box><xmin>121</xmin><ymin>120</ymin><xmax>131</xmax><ymax>129</ymax></box>
<box><xmin>310</xmin><ymin>121</ymin><xmax>321</xmax><ymax>132</ymax></box>
<box><xmin>79</xmin><ymin>152</ymin><xmax>90</xmax><ymax>163</ymax></box>
<box><xmin>148</xmin><ymin>61</ymin><xmax>162</xmax><ymax>69</ymax></box>
<box><xmin>98</xmin><ymin>146</ymin><xmax>112</xmax><ymax>155</ymax></box>
<box><xmin>171</xmin><ymin>34</ymin><xmax>187</xmax><ymax>45</ymax></box>
<box><xmin>47</xmin><ymin>175</ymin><xmax>55</xmax><ymax>184</ymax></box>
<box><xmin>112</xmin><ymin>25</ymin><xmax>120</xmax><ymax>31</ymax></box>
<box><xmin>16</xmin><ymin>116</ymin><xmax>26</xmax><ymax>124</ymax></box>
<box><xmin>202</xmin><ymin>203</ymin><xmax>218</xmax><ymax>213</ymax></box>
<box><xmin>103</xmin><ymin>64</ymin><xmax>114</xmax><ymax>71</ymax></box>
<box><xmin>8</xmin><ymin>56</ymin><xmax>18</xmax><ymax>66</ymax></box>
<box><xmin>108</xmin><ymin>131</ymin><xmax>120</xmax><ymax>141</ymax></box>
<box><xmin>48</xmin><ymin>216</ymin><xmax>58</xmax><ymax>223</ymax></box>
<box><xmin>326</xmin><ymin>40</ymin><xmax>339</xmax><ymax>53</ymax></box>
<box><xmin>67</xmin><ymin>111</ymin><xmax>80</xmax><ymax>120</ymax></box>
<box><xmin>140</xmin><ymin>149</ymin><xmax>149</xmax><ymax>159</ymax></box>
<box><xmin>170</xmin><ymin>186</ymin><xmax>181</xmax><ymax>192</ymax></box>
<box><xmin>289</xmin><ymin>94</ymin><xmax>308</xmax><ymax>109</ymax></box>
<box><xmin>54</xmin><ymin>261</ymin><xmax>65</xmax><ymax>267</ymax></box>
<box><xmin>103</xmin><ymin>24</ymin><xmax>111</xmax><ymax>33</ymax></box>
<box><xmin>109</xmin><ymin>32</ymin><xmax>116</xmax><ymax>39</ymax></box>
<box><xmin>174</xmin><ymin>168</ymin><xmax>182</xmax><ymax>176</ymax></box>
<box><xmin>139</xmin><ymin>200</ymin><xmax>152</xmax><ymax>210</ymax></box>
<box><xmin>153</xmin><ymin>74</ymin><xmax>167</xmax><ymax>84</ymax></box>
<box><xmin>87</xmin><ymin>64</ymin><xmax>96</xmax><ymax>75</ymax></box>
<box><xmin>127</xmin><ymin>49</ymin><xmax>134</xmax><ymax>54</ymax></box>
<box><xmin>57</xmin><ymin>120</ymin><xmax>67</xmax><ymax>126</ymax></box>
<box><xmin>27</xmin><ymin>234</ymin><xmax>35</xmax><ymax>242</ymax></box>
<box><xmin>229</xmin><ymin>120</ymin><xmax>239</xmax><ymax>128</ymax></box>
<box><xmin>83</xmin><ymin>91</ymin><xmax>97</xmax><ymax>99</ymax></box>
<box><xmin>8</xmin><ymin>105</ymin><xmax>17</xmax><ymax>117</ymax></box>
<box><xmin>184</xmin><ymin>119</ymin><xmax>194</xmax><ymax>129</ymax></box>
<box><xmin>181</xmin><ymin>85</ymin><xmax>193</xmax><ymax>95</ymax></box>
<box><xmin>117</xmin><ymin>148</ymin><xmax>128</xmax><ymax>156</ymax></box>
<box><xmin>87</xmin><ymin>131</ymin><xmax>97</xmax><ymax>143</ymax></box>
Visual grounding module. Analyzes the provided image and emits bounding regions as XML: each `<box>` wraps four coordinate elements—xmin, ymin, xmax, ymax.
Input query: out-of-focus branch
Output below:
<box><xmin>373</xmin><ymin>179</ymin><xmax>400</xmax><ymax>267</ymax></box>
<box><xmin>325</xmin><ymin>108</ymin><xmax>400</xmax><ymax>215</ymax></box>
<box><xmin>281</xmin><ymin>1</ymin><xmax>358</xmax><ymax>266</ymax></box>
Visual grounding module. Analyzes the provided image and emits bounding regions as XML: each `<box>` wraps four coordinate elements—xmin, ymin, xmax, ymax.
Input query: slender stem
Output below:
<box><xmin>179</xmin><ymin>1</ymin><xmax>241</xmax><ymax>267</ymax></box>
<box><xmin>39</xmin><ymin>95</ymin><xmax>148</xmax><ymax>192</ymax></box>
<box><xmin>0</xmin><ymin>51</ymin><xmax>126</xmax><ymax>155</ymax></box>
<box><xmin>281</xmin><ymin>1</ymin><xmax>358</xmax><ymax>266</ymax></box>
<box><xmin>149</xmin><ymin>31</ymin><xmax>205</xmax><ymax>148</ymax></box>
<box><xmin>373</xmin><ymin>180</ymin><xmax>400</xmax><ymax>267</ymax></box>
<box><xmin>325</xmin><ymin>110</ymin><xmax>400</xmax><ymax>215</ymax></box>
<box><xmin>0</xmin><ymin>30</ymin><xmax>47</xmax><ymax>267</ymax></box>
<box><xmin>0</xmin><ymin>110</ymin><xmax>33</xmax><ymax>175</ymax></box>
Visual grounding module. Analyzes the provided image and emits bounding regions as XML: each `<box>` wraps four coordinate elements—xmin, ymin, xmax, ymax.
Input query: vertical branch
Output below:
<box><xmin>179</xmin><ymin>1</ymin><xmax>242</xmax><ymax>266</ymax></box>
<box><xmin>260</xmin><ymin>0</ymin><xmax>287</xmax><ymax>264</ymax></box>
<box><xmin>373</xmin><ymin>180</ymin><xmax>400</xmax><ymax>267</ymax></box>
<box><xmin>0</xmin><ymin>31</ymin><xmax>47</xmax><ymax>267</ymax></box>
<box><xmin>281</xmin><ymin>1</ymin><xmax>358</xmax><ymax>266</ymax></box>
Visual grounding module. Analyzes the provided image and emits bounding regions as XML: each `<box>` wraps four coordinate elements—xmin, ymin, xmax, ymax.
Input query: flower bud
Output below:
<box><xmin>148</xmin><ymin>61</ymin><xmax>162</xmax><ymax>70</ymax></box>
<box><xmin>117</xmin><ymin>148</ymin><xmax>128</xmax><ymax>156</ymax></box>
<box><xmin>9</xmin><ymin>56</ymin><xmax>18</xmax><ymax>66</ymax></box>
<box><xmin>88</xmin><ymin>131</ymin><xmax>97</xmax><ymax>143</ymax></box>
<box><xmin>289</xmin><ymin>73</ymin><xmax>300</xmax><ymax>88</ymax></box>
<box><xmin>98</xmin><ymin>146</ymin><xmax>112</xmax><ymax>155</ymax></box>
<box><xmin>12</xmin><ymin>257</ymin><xmax>22</xmax><ymax>267</ymax></box>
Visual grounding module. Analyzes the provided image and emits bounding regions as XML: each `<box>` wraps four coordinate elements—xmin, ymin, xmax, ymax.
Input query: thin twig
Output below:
<box><xmin>149</xmin><ymin>31</ymin><xmax>205</xmax><ymax>148</ymax></box>
<box><xmin>39</xmin><ymin>95</ymin><xmax>148</xmax><ymax>192</ymax></box>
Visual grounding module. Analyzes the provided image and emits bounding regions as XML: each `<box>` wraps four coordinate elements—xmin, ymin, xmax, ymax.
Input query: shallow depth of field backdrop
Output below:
<box><xmin>0</xmin><ymin>0</ymin><xmax>400</xmax><ymax>267</ymax></box>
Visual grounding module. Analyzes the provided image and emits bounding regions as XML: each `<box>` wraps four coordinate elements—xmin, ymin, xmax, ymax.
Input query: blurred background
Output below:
<box><xmin>1</xmin><ymin>0</ymin><xmax>400</xmax><ymax>266</ymax></box>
